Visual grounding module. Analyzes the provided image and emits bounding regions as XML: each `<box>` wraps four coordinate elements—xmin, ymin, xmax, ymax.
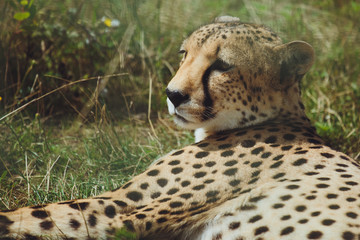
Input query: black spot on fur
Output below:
<box><xmin>308</xmin><ymin>138</ymin><xmax>322</xmax><ymax>144</ymax></box>
<box><xmin>293</xmin><ymin>158</ymin><xmax>307</xmax><ymax>166</ymax></box>
<box><xmin>254</xmin><ymin>226</ymin><xmax>269</xmax><ymax>235</ymax></box>
<box><xmin>104</xmin><ymin>205</ymin><xmax>116</xmax><ymax>218</ymax></box>
<box><xmin>40</xmin><ymin>220</ymin><xmax>53</xmax><ymax>230</ymax></box>
<box><xmin>169</xmin><ymin>160</ymin><xmax>181</xmax><ymax>165</ymax></box>
<box><xmin>251</xmin><ymin>147</ymin><xmax>264</xmax><ymax>155</ymax></box>
<box><xmin>0</xmin><ymin>215</ymin><xmax>14</xmax><ymax>225</ymax></box>
<box><xmin>329</xmin><ymin>204</ymin><xmax>340</xmax><ymax>210</ymax></box>
<box><xmin>193</xmin><ymin>164</ymin><xmax>202</xmax><ymax>169</ymax></box>
<box><xmin>122</xmin><ymin>182</ymin><xmax>132</xmax><ymax>189</ymax></box>
<box><xmin>241</xmin><ymin>140</ymin><xmax>255</xmax><ymax>148</ymax></box>
<box><xmin>193</xmin><ymin>184</ymin><xmax>205</xmax><ymax>190</ymax></box>
<box><xmin>126</xmin><ymin>191</ymin><xmax>143</xmax><ymax>202</ymax></box>
<box><xmin>281</xmin><ymin>215</ymin><xmax>291</xmax><ymax>221</ymax></box>
<box><xmin>273</xmin><ymin>172</ymin><xmax>286</xmax><ymax>179</ymax></box>
<box><xmin>24</xmin><ymin>234</ymin><xmax>39</xmax><ymax>240</ymax></box>
<box><xmin>181</xmin><ymin>181</ymin><xmax>190</xmax><ymax>187</ymax></box>
<box><xmin>270</xmin><ymin>161</ymin><xmax>283</xmax><ymax>168</ymax></box>
<box><xmin>198</xmin><ymin>142</ymin><xmax>210</xmax><ymax>147</ymax></box>
<box><xmin>295</xmin><ymin>205</ymin><xmax>307</xmax><ymax>212</ymax></box>
<box><xmin>218</xmin><ymin>144</ymin><xmax>232</xmax><ymax>149</ymax></box>
<box><xmin>157</xmin><ymin>217</ymin><xmax>168</xmax><ymax>223</ymax></box>
<box><xmin>146</xmin><ymin>221</ymin><xmax>152</xmax><ymax>231</ymax></box>
<box><xmin>273</xmin><ymin>154</ymin><xmax>284</xmax><ymax>161</ymax></box>
<box><xmin>346</xmin><ymin>212</ymin><xmax>358</xmax><ymax>219</ymax></box>
<box><xmin>299</xmin><ymin>219</ymin><xmax>309</xmax><ymax>224</ymax></box>
<box><xmin>151</xmin><ymin>192</ymin><xmax>161</xmax><ymax>199</ymax></box>
<box><xmin>70</xmin><ymin>219</ymin><xmax>81</xmax><ymax>229</ymax></box>
<box><xmin>195</xmin><ymin>151</ymin><xmax>210</xmax><ymax>158</ymax></box>
<box><xmin>229</xmin><ymin>221</ymin><xmax>241</xmax><ymax>230</ymax></box>
<box><xmin>273</xmin><ymin>203</ymin><xmax>284</xmax><ymax>209</ymax></box>
<box><xmin>206</xmin><ymin>190</ymin><xmax>219</xmax><ymax>198</ymax></box>
<box><xmin>88</xmin><ymin>214</ymin><xmax>97</xmax><ymax>227</ymax></box>
<box><xmin>157</xmin><ymin>178</ymin><xmax>168</xmax><ymax>187</ymax></box>
<box><xmin>223</xmin><ymin>168</ymin><xmax>238</xmax><ymax>176</ymax></box>
<box><xmin>240</xmin><ymin>204</ymin><xmax>257</xmax><ymax>211</ymax></box>
<box><xmin>307</xmin><ymin>231</ymin><xmax>323</xmax><ymax>239</ymax></box>
<box><xmin>113</xmin><ymin>200</ymin><xmax>128</xmax><ymax>207</ymax></box>
<box><xmin>249</xmin><ymin>215</ymin><xmax>262</xmax><ymax>223</ymax></box>
<box><xmin>0</xmin><ymin>215</ymin><xmax>14</xmax><ymax>235</ymax></box>
<box><xmin>221</xmin><ymin>150</ymin><xmax>234</xmax><ymax>157</ymax></box>
<box><xmin>204</xmin><ymin>179</ymin><xmax>215</xmax><ymax>184</ymax></box>
<box><xmin>342</xmin><ymin>231</ymin><xmax>355</xmax><ymax>240</ymax></box>
<box><xmin>167</xmin><ymin>188</ymin><xmax>179</xmax><ymax>195</ymax></box>
<box><xmin>171</xmin><ymin>167</ymin><xmax>183</xmax><ymax>174</ymax></box>
<box><xmin>69</xmin><ymin>202</ymin><xmax>89</xmax><ymax>211</ymax></box>
<box><xmin>265</xmin><ymin>136</ymin><xmax>277</xmax><ymax>144</ymax></box>
<box><xmin>261</xmin><ymin>152</ymin><xmax>272</xmax><ymax>158</ymax></box>
<box><xmin>140</xmin><ymin>183</ymin><xmax>149</xmax><ymax>190</ymax></box>
<box><xmin>194</xmin><ymin>171</ymin><xmax>207</xmax><ymax>178</ymax></box>
<box><xmin>31</xmin><ymin>210</ymin><xmax>50</xmax><ymax>219</ymax></box>
<box><xmin>281</xmin><ymin>145</ymin><xmax>293</xmax><ymax>151</ymax></box>
<box><xmin>280</xmin><ymin>195</ymin><xmax>292</xmax><ymax>201</ymax></box>
<box><xmin>147</xmin><ymin>169</ymin><xmax>160</xmax><ymax>176</ymax></box>
<box><xmin>283</xmin><ymin>134</ymin><xmax>296</xmax><ymax>140</ymax></box>
<box><xmin>158</xmin><ymin>197</ymin><xmax>171</xmax><ymax>203</ymax></box>
<box><xmin>135</xmin><ymin>214</ymin><xmax>146</xmax><ymax>219</ymax></box>
<box><xmin>322</xmin><ymin>219</ymin><xmax>335</xmax><ymax>226</ymax></box>
<box><xmin>281</xmin><ymin>226</ymin><xmax>294</xmax><ymax>236</ymax></box>
<box><xmin>321</xmin><ymin>153</ymin><xmax>334</xmax><ymax>158</ymax></box>
<box><xmin>249</xmin><ymin>195</ymin><xmax>267</xmax><ymax>203</ymax></box>
<box><xmin>123</xmin><ymin>220</ymin><xmax>135</xmax><ymax>232</ymax></box>
<box><xmin>159</xmin><ymin>210</ymin><xmax>170</xmax><ymax>215</ymax></box>
<box><xmin>172</xmin><ymin>150</ymin><xmax>184</xmax><ymax>156</ymax></box>
<box><xmin>251</xmin><ymin>161</ymin><xmax>262</xmax><ymax>168</ymax></box>
<box><xmin>180</xmin><ymin>193</ymin><xmax>193</xmax><ymax>199</ymax></box>
<box><xmin>229</xmin><ymin>179</ymin><xmax>241</xmax><ymax>186</ymax></box>
<box><xmin>170</xmin><ymin>201</ymin><xmax>183</xmax><ymax>208</ymax></box>
<box><xmin>225</xmin><ymin>160</ymin><xmax>238</xmax><ymax>166</ymax></box>
<box><xmin>205</xmin><ymin>161</ymin><xmax>216</xmax><ymax>167</ymax></box>
<box><xmin>286</xmin><ymin>184</ymin><xmax>300</xmax><ymax>190</ymax></box>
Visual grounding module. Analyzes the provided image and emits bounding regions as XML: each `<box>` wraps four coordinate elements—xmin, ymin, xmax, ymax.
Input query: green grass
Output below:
<box><xmin>0</xmin><ymin>114</ymin><xmax>193</xmax><ymax>209</ymax></box>
<box><xmin>0</xmin><ymin>0</ymin><xmax>359</xmax><ymax>213</ymax></box>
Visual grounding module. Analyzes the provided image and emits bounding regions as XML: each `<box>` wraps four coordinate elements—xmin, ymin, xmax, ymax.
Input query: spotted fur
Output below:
<box><xmin>1</xmin><ymin>16</ymin><xmax>359</xmax><ymax>240</ymax></box>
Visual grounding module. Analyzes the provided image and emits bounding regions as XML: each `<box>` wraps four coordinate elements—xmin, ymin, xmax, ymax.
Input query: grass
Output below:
<box><xmin>0</xmin><ymin>114</ymin><xmax>193</xmax><ymax>209</ymax></box>
<box><xmin>0</xmin><ymin>0</ymin><xmax>359</xmax><ymax>214</ymax></box>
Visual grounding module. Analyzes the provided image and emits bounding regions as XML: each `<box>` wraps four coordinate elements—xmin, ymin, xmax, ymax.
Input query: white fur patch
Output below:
<box><xmin>167</xmin><ymin>98</ymin><xmax>175</xmax><ymax>115</ymax></box>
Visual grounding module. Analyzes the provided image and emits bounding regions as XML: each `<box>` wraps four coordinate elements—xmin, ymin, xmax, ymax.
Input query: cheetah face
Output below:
<box><xmin>166</xmin><ymin>17</ymin><xmax>314</xmax><ymax>138</ymax></box>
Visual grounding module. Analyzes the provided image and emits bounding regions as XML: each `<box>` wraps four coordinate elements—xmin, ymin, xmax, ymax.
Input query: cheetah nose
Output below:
<box><xmin>166</xmin><ymin>88</ymin><xmax>189</xmax><ymax>108</ymax></box>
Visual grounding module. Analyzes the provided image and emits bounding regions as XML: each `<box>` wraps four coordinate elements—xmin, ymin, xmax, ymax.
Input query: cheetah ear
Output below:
<box><xmin>273</xmin><ymin>41</ymin><xmax>315</xmax><ymax>89</ymax></box>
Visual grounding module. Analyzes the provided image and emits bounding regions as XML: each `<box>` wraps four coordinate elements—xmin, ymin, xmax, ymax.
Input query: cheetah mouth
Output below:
<box><xmin>167</xmin><ymin>97</ymin><xmax>191</xmax><ymax>123</ymax></box>
<box><xmin>174</xmin><ymin>113</ymin><xmax>189</xmax><ymax>123</ymax></box>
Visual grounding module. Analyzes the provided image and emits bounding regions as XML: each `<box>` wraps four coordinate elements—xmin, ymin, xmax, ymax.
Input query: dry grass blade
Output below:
<box><xmin>0</xmin><ymin>73</ymin><xmax>128</xmax><ymax>122</ymax></box>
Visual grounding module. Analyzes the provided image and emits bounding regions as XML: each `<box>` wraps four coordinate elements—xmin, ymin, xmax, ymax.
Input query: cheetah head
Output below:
<box><xmin>166</xmin><ymin>16</ymin><xmax>314</xmax><ymax>141</ymax></box>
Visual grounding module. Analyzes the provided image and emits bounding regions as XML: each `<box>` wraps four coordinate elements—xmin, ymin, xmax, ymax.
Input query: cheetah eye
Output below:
<box><xmin>179</xmin><ymin>49</ymin><xmax>187</xmax><ymax>58</ymax></box>
<box><xmin>211</xmin><ymin>59</ymin><xmax>233</xmax><ymax>72</ymax></box>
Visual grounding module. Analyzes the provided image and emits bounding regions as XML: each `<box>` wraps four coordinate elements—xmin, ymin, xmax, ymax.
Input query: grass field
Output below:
<box><xmin>0</xmin><ymin>0</ymin><xmax>359</xmax><ymax>214</ymax></box>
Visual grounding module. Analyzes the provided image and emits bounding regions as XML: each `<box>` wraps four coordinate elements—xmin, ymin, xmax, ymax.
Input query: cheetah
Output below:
<box><xmin>1</xmin><ymin>16</ymin><xmax>360</xmax><ymax>240</ymax></box>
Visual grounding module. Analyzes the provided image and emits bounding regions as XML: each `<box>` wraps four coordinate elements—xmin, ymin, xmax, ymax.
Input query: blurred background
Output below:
<box><xmin>0</xmin><ymin>0</ymin><xmax>359</xmax><ymax>209</ymax></box>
